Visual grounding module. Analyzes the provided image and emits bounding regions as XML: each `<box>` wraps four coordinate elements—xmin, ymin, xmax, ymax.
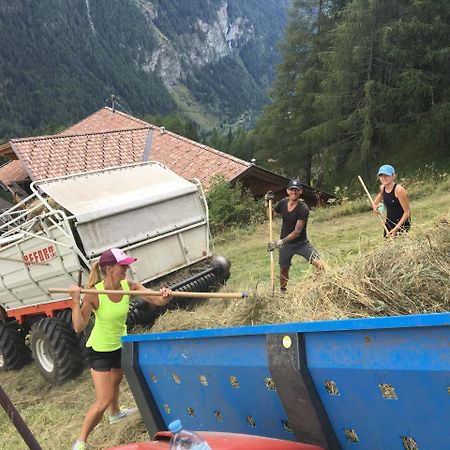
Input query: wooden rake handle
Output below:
<box><xmin>268</xmin><ymin>198</ymin><xmax>275</xmax><ymax>293</ymax></box>
<box><xmin>357</xmin><ymin>175</ymin><xmax>391</xmax><ymax>237</ymax></box>
<box><xmin>48</xmin><ymin>288</ymin><xmax>248</xmax><ymax>299</ymax></box>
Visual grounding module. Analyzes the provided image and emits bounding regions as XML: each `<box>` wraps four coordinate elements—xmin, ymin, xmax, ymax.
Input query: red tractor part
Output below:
<box><xmin>107</xmin><ymin>431</ymin><xmax>324</xmax><ymax>450</ymax></box>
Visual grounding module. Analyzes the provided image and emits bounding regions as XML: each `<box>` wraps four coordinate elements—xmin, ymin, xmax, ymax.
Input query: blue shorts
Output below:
<box><xmin>279</xmin><ymin>240</ymin><xmax>320</xmax><ymax>268</ymax></box>
<box><xmin>87</xmin><ymin>347</ymin><xmax>122</xmax><ymax>372</ymax></box>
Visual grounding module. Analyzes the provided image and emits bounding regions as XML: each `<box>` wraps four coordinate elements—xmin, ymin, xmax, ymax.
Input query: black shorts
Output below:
<box><xmin>87</xmin><ymin>347</ymin><xmax>122</xmax><ymax>372</ymax></box>
<box><xmin>279</xmin><ymin>240</ymin><xmax>320</xmax><ymax>268</ymax></box>
<box><xmin>384</xmin><ymin>218</ymin><xmax>411</xmax><ymax>237</ymax></box>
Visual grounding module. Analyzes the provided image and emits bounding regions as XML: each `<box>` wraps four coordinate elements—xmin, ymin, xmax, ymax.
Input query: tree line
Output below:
<box><xmin>207</xmin><ymin>0</ymin><xmax>450</xmax><ymax>189</ymax></box>
<box><xmin>2</xmin><ymin>0</ymin><xmax>449</xmax><ymax>192</ymax></box>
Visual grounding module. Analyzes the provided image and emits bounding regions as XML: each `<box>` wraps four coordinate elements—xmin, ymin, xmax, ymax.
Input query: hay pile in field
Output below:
<box><xmin>149</xmin><ymin>218</ymin><xmax>449</xmax><ymax>333</ymax></box>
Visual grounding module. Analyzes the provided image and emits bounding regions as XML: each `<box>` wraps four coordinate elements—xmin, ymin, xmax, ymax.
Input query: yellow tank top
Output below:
<box><xmin>86</xmin><ymin>279</ymin><xmax>130</xmax><ymax>352</ymax></box>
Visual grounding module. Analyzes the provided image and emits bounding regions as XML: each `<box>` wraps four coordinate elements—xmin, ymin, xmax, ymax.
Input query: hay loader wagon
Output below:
<box><xmin>109</xmin><ymin>312</ymin><xmax>449</xmax><ymax>449</ymax></box>
<box><xmin>0</xmin><ymin>162</ymin><xmax>230</xmax><ymax>384</ymax></box>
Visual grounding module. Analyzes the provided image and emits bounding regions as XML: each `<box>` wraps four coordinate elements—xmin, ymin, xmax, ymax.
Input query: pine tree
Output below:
<box><xmin>314</xmin><ymin>0</ymin><xmax>406</xmax><ymax>180</ymax></box>
<box><xmin>382</xmin><ymin>0</ymin><xmax>450</xmax><ymax>158</ymax></box>
<box><xmin>254</xmin><ymin>0</ymin><xmax>334</xmax><ymax>184</ymax></box>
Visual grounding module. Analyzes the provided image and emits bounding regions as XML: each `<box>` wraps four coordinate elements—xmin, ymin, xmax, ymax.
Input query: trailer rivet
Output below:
<box><xmin>264</xmin><ymin>378</ymin><xmax>276</xmax><ymax>391</ymax></box>
<box><xmin>246</xmin><ymin>415</ymin><xmax>256</xmax><ymax>427</ymax></box>
<box><xmin>344</xmin><ymin>428</ymin><xmax>359</xmax><ymax>443</ymax></box>
<box><xmin>230</xmin><ymin>376</ymin><xmax>240</xmax><ymax>388</ymax></box>
<box><xmin>379</xmin><ymin>383</ymin><xmax>397</xmax><ymax>399</ymax></box>
<box><xmin>401</xmin><ymin>436</ymin><xmax>418</xmax><ymax>450</ymax></box>
<box><xmin>324</xmin><ymin>380</ymin><xmax>340</xmax><ymax>396</ymax></box>
<box><xmin>172</xmin><ymin>373</ymin><xmax>181</xmax><ymax>384</ymax></box>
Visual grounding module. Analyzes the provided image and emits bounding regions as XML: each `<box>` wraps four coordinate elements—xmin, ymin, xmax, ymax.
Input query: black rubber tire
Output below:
<box><xmin>30</xmin><ymin>317</ymin><xmax>84</xmax><ymax>384</ymax></box>
<box><xmin>56</xmin><ymin>308</ymin><xmax>72</xmax><ymax>324</ymax></box>
<box><xmin>127</xmin><ymin>297</ymin><xmax>157</xmax><ymax>331</ymax></box>
<box><xmin>57</xmin><ymin>308</ymin><xmax>92</xmax><ymax>367</ymax></box>
<box><xmin>0</xmin><ymin>321</ymin><xmax>32</xmax><ymax>371</ymax></box>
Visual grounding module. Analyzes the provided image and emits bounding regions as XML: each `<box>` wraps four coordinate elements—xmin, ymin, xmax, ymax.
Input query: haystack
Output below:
<box><xmin>148</xmin><ymin>218</ymin><xmax>449</xmax><ymax>333</ymax></box>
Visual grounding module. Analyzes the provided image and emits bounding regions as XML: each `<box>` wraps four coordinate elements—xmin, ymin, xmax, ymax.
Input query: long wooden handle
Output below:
<box><xmin>358</xmin><ymin>175</ymin><xmax>376</xmax><ymax>204</ymax></box>
<box><xmin>357</xmin><ymin>176</ymin><xmax>391</xmax><ymax>236</ymax></box>
<box><xmin>268</xmin><ymin>198</ymin><xmax>275</xmax><ymax>293</ymax></box>
<box><xmin>48</xmin><ymin>288</ymin><xmax>248</xmax><ymax>299</ymax></box>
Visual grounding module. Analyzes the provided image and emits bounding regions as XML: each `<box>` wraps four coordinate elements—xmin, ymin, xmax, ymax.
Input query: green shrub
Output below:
<box><xmin>206</xmin><ymin>175</ymin><xmax>265</xmax><ymax>232</ymax></box>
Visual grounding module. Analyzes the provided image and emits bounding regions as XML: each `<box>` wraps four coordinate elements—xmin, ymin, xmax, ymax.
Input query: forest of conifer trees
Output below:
<box><xmin>218</xmin><ymin>0</ymin><xmax>450</xmax><ymax>188</ymax></box>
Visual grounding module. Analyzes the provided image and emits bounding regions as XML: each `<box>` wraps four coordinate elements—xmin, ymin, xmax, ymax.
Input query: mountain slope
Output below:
<box><xmin>0</xmin><ymin>0</ymin><xmax>290</xmax><ymax>141</ymax></box>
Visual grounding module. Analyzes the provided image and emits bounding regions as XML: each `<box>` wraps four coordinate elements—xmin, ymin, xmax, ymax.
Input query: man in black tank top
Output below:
<box><xmin>267</xmin><ymin>180</ymin><xmax>324</xmax><ymax>291</ymax></box>
<box><xmin>372</xmin><ymin>164</ymin><xmax>411</xmax><ymax>237</ymax></box>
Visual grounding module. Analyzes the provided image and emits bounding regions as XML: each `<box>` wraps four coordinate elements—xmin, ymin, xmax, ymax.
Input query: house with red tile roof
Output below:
<box><xmin>0</xmin><ymin>108</ymin><xmax>333</xmax><ymax>205</ymax></box>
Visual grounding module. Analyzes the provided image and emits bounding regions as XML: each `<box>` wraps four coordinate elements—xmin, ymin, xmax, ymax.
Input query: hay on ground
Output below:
<box><xmin>147</xmin><ymin>218</ymin><xmax>449</xmax><ymax>333</ymax></box>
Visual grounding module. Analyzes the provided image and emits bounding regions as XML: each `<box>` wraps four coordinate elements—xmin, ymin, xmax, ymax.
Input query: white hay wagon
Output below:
<box><xmin>0</xmin><ymin>162</ymin><xmax>230</xmax><ymax>383</ymax></box>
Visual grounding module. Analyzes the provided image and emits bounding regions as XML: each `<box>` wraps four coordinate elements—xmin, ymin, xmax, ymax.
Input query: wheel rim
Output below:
<box><xmin>35</xmin><ymin>338</ymin><xmax>54</xmax><ymax>372</ymax></box>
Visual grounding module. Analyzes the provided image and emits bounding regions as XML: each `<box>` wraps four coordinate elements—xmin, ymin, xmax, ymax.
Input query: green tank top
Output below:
<box><xmin>86</xmin><ymin>279</ymin><xmax>130</xmax><ymax>352</ymax></box>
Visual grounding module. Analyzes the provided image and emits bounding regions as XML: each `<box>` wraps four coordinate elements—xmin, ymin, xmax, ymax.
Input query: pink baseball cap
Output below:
<box><xmin>99</xmin><ymin>248</ymin><xmax>137</xmax><ymax>267</ymax></box>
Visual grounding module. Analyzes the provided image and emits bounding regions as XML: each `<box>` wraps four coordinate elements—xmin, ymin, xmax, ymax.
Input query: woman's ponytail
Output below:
<box><xmin>87</xmin><ymin>261</ymin><xmax>102</xmax><ymax>288</ymax></box>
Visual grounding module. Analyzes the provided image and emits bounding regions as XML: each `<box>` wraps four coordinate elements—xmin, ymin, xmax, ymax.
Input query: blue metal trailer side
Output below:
<box><xmin>122</xmin><ymin>312</ymin><xmax>450</xmax><ymax>450</ymax></box>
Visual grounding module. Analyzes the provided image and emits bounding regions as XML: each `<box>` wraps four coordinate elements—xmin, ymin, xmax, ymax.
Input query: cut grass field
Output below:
<box><xmin>217</xmin><ymin>177</ymin><xmax>449</xmax><ymax>290</ymax></box>
<box><xmin>0</xmin><ymin>177</ymin><xmax>449</xmax><ymax>450</ymax></box>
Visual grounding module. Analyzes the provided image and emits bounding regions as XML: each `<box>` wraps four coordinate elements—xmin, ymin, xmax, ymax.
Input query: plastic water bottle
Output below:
<box><xmin>168</xmin><ymin>420</ymin><xmax>211</xmax><ymax>450</ymax></box>
<box><xmin>377</xmin><ymin>203</ymin><xmax>386</xmax><ymax>214</ymax></box>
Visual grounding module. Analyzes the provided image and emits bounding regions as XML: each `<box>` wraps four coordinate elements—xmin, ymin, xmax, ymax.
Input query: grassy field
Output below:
<box><xmin>217</xmin><ymin>176</ymin><xmax>450</xmax><ymax>290</ymax></box>
<box><xmin>0</xmin><ymin>176</ymin><xmax>449</xmax><ymax>450</ymax></box>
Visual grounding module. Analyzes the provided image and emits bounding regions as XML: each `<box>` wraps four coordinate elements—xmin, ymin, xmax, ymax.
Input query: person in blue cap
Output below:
<box><xmin>266</xmin><ymin>180</ymin><xmax>324</xmax><ymax>292</ymax></box>
<box><xmin>372</xmin><ymin>164</ymin><xmax>411</xmax><ymax>237</ymax></box>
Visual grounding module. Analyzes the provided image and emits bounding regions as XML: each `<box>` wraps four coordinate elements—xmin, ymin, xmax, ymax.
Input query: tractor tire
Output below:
<box><xmin>30</xmin><ymin>317</ymin><xmax>84</xmax><ymax>384</ymax></box>
<box><xmin>0</xmin><ymin>321</ymin><xmax>32</xmax><ymax>371</ymax></box>
<box><xmin>127</xmin><ymin>297</ymin><xmax>157</xmax><ymax>331</ymax></box>
<box><xmin>56</xmin><ymin>308</ymin><xmax>72</xmax><ymax>324</ymax></box>
<box><xmin>57</xmin><ymin>308</ymin><xmax>93</xmax><ymax>367</ymax></box>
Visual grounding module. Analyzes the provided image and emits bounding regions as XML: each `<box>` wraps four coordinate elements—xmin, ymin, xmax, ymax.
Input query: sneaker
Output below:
<box><xmin>72</xmin><ymin>440</ymin><xmax>87</xmax><ymax>450</ymax></box>
<box><xmin>109</xmin><ymin>407</ymin><xmax>138</xmax><ymax>424</ymax></box>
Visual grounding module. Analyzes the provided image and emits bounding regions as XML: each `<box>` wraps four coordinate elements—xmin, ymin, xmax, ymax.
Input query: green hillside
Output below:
<box><xmin>0</xmin><ymin>0</ymin><xmax>290</xmax><ymax>141</ymax></box>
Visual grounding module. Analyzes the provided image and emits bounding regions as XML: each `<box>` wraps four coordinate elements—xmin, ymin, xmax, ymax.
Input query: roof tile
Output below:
<box><xmin>7</xmin><ymin>108</ymin><xmax>252</xmax><ymax>190</ymax></box>
<box><xmin>0</xmin><ymin>160</ymin><xmax>29</xmax><ymax>185</ymax></box>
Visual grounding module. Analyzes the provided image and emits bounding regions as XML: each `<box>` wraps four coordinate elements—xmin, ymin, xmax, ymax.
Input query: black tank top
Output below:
<box><xmin>383</xmin><ymin>184</ymin><xmax>406</xmax><ymax>225</ymax></box>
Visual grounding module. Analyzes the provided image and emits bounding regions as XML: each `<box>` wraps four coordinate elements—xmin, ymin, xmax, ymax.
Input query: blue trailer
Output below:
<box><xmin>119</xmin><ymin>312</ymin><xmax>450</xmax><ymax>450</ymax></box>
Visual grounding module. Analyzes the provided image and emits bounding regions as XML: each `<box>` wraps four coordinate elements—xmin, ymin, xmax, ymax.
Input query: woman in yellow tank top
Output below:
<box><xmin>69</xmin><ymin>248</ymin><xmax>172</xmax><ymax>450</ymax></box>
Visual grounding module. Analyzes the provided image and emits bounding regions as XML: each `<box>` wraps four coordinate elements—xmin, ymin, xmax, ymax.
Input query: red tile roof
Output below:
<box><xmin>11</xmin><ymin>127</ymin><xmax>149</xmax><ymax>181</ymax></box>
<box><xmin>151</xmin><ymin>131</ymin><xmax>250</xmax><ymax>189</ymax></box>
<box><xmin>9</xmin><ymin>108</ymin><xmax>252</xmax><ymax>188</ymax></box>
<box><xmin>2</xmin><ymin>108</ymin><xmax>334</xmax><ymax>205</ymax></box>
<box><xmin>59</xmin><ymin>107</ymin><xmax>149</xmax><ymax>135</ymax></box>
<box><xmin>0</xmin><ymin>160</ymin><xmax>29</xmax><ymax>185</ymax></box>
